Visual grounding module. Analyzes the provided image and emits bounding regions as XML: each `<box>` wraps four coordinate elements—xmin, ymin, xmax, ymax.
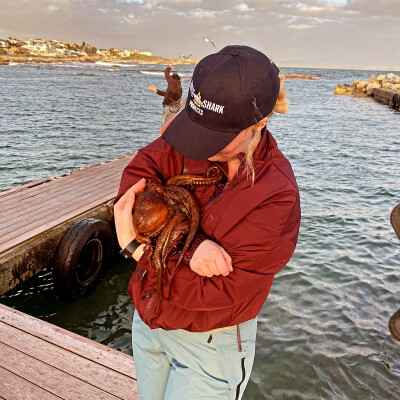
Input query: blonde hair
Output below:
<box><xmin>242</xmin><ymin>75</ymin><xmax>289</xmax><ymax>185</ymax></box>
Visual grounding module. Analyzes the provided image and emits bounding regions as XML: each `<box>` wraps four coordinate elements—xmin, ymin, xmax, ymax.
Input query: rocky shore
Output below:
<box><xmin>334</xmin><ymin>73</ymin><xmax>400</xmax><ymax>96</ymax></box>
<box><xmin>0</xmin><ymin>54</ymin><xmax>197</xmax><ymax>66</ymax></box>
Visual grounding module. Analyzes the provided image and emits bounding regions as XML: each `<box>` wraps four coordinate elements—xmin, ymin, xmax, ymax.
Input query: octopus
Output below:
<box><xmin>132</xmin><ymin>165</ymin><xmax>224</xmax><ymax>298</ymax></box>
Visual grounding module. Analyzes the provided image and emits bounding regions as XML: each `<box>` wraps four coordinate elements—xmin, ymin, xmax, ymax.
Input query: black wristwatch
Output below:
<box><xmin>120</xmin><ymin>238</ymin><xmax>142</xmax><ymax>259</ymax></box>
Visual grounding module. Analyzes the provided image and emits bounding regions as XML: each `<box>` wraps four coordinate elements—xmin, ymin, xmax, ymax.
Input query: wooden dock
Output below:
<box><xmin>0</xmin><ymin>303</ymin><xmax>139</xmax><ymax>399</ymax></box>
<box><xmin>0</xmin><ymin>155</ymin><xmax>134</xmax><ymax>295</ymax></box>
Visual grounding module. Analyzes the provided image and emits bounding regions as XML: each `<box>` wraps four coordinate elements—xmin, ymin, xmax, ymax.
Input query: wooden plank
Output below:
<box><xmin>0</xmin><ymin>177</ymin><xmax>120</xmax><ymax>233</ymax></box>
<box><xmin>0</xmin><ymin>305</ymin><xmax>136</xmax><ymax>379</ymax></box>
<box><xmin>0</xmin><ymin>192</ymin><xmax>117</xmax><ymax>252</ymax></box>
<box><xmin>0</xmin><ymin>157</ymin><xmax>131</xmax><ymax>203</ymax></box>
<box><xmin>0</xmin><ymin>167</ymin><xmax>123</xmax><ymax>215</ymax></box>
<box><xmin>0</xmin><ymin>343</ymin><xmax>122</xmax><ymax>400</ymax></box>
<box><xmin>0</xmin><ymin>366</ymin><xmax>62</xmax><ymax>400</ymax></box>
<box><xmin>0</xmin><ymin>179</ymin><xmax>52</xmax><ymax>198</ymax></box>
<box><xmin>0</xmin><ymin>166</ymin><xmax>121</xmax><ymax>203</ymax></box>
<box><xmin>0</xmin><ymin>155</ymin><xmax>131</xmax><ymax>199</ymax></box>
<box><xmin>0</xmin><ymin>322</ymin><xmax>138</xmax><ymax>399</ymax></box>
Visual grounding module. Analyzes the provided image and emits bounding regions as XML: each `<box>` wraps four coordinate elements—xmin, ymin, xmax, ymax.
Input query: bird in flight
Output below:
<box><xmin>204</xmin><ymin>38</ymin><xmax>217</xmax><ymax>49</ymax></box>
<box><xmin>179</xmin><ymin>54</ymin><xmax>192</xmax><ymax>60</ymax></box>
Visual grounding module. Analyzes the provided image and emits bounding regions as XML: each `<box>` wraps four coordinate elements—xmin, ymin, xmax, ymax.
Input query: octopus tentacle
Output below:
<box><xmin>151</xmin><ymin>213</ymin><xmax>187</xmax><ymax>298</ymax></box>
<box><xmin>165</xmin><ymin>165</ymin><xmax>224</xmax><ymax>186</ymax></box>
<box><xmin>165</xmin><ymin>186</ymin><xmax>199</xmax><ymax>266</ymax></box>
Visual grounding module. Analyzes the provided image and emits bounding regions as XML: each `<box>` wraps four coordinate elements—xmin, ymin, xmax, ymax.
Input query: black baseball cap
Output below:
<box><xmin>162</xmin><ymin>45</ymin><xmax>280</xmax><ymax>160</ymax></box>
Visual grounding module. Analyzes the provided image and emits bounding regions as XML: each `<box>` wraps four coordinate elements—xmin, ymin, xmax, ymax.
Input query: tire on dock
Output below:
<box><xmin>53</xmin><ymin>218</ymin><xmax>114</xmax><ymax>299</ymax></box>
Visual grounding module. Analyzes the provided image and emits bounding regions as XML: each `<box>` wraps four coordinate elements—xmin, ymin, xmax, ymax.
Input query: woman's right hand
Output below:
<box><xmin>148</xmin><ymin>85</ymin><xmax>157</xmax><ymax>93</ymax></box>
<box><xmin>190</xmin><ymin>240</ymin><xmax>233</xmax><ymax>277</ymax></box>
<box><xmin>113</xmin><ymin>178</ymin><xmax>146</xmax><ymax>249</ymax></box>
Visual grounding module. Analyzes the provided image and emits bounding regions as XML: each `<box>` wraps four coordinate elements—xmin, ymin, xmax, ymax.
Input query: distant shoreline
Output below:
<box><xmin>0</xmin><ymin>54</ymin><xmax>197</xmax><ymax>66</ymax></box>
<box><xmin>1</xmin><ymin>55</ymin><xmax>398</xmax><ymax>73</ymax></box>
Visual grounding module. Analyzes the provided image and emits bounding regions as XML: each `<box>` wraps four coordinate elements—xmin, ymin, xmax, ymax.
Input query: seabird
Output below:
<box><xmin>204</xmin><ymin>38</ymin><xmax>217</xmax><ymax>49</ymax></box>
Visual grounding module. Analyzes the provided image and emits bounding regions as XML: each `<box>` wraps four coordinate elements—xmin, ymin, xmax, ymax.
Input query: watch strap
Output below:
<box><xmin>120</xmin><ymin>238</ymin><xmax>142</xmax><ymax>259</ymax></box>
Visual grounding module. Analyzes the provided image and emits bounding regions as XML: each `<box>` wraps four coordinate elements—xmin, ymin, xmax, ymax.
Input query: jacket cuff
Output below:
<box><xmin>182</xmin><ymin>233</ymin><xmax>208</xmax><ymax>265</ymax></box>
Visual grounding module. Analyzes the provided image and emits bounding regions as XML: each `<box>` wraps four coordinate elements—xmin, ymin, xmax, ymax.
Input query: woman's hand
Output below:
<box><xmin>190</xmin><ymin>240</ymin><xmax>233</xmax><ymax>277</ymax></box>
<box><xmin>114</xmin><ymin>178</ymin><xmax>146</xmax><ymax>249</ymax></box>
<box><xmin>148</xmin><ymin>85</ymin><xmax>157</xmax><ymax>93</ymax></box>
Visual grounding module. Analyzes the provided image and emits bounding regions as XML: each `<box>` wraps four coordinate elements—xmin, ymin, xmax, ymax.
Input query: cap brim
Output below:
<box><xmin>161</xmin><ymin>107</ymin><xmax>239</xmax><ymax>160</ymax></box>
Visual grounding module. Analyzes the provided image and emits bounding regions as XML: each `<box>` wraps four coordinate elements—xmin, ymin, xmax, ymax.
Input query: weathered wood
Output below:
<box><xmin>0</xmin><ymin>304</ymin><xmax>139</xmax><ymax>400</ymax></box>
<box><xmin>0</xmin><ymin>169</ymin><xmax>120</xmax><ymax>218</ymax></box>
<box><xmin>0</xmin><ymin>323</ymin><xmax>137</xmax><ymax>399</ymax></box>
<box><xmin>0</xmin><ymin>154</ymin><xmax>136</xmax><ymax>295</ymax></box>
<box><xmin>0</xmin><ymin>366</ymin><xmax>62</xmax><ymax>400</ymax></box>
<box><xmin>0</xmin><ymin>205</ymin><xmax>113</xmax><ymax>295</ymax></box>
<box><xmin>0</xmin><ymin>157</ymin><xmax>129</xmax><ymax>201</ymax></box>
<box><xmin>0</xmin><ymin>184</ymin><xmax>118</xmax><ymax>239</ymax></box>
<box><xmin>0</xmin><ymin>342</ymin><xmax>122</xmax><ymax>400</ymax></box>
<box><xmin>0</xmin><ymin>304</ymin><xmax>136</xmax><ymax>379</ymax></box>
<box><xmin>0</xmin><ymin>164</ymin><xmax>124</xmax><ymax>213</ymax></box>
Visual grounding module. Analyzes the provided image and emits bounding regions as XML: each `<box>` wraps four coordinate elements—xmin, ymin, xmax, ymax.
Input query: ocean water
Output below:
<box><xmin>1</xmin><ymin>62</ymin><xmax>400</xmax><ymax>399</ymax></box>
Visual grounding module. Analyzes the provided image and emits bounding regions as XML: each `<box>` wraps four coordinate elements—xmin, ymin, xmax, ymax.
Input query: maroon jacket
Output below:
<box><xmin>116</xmin><ymin>129</ymin><xmax>300</xmax><ymax>332</ymax></box>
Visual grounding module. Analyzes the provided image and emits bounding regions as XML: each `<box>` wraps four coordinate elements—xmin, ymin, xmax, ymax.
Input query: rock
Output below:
<box><xmin>376</xmin><ymin>74</ymin><xmax>386</xmax><ymax>82</ymax></box>
<box><xmin>366</xmin><ymin>82</ymin><xmax>381</xmax><ymax>95</ymax></box>
<box><xmin>386</xmin><ymin>73</ymin><xmax>400</xmax><ymax>84</ymax></box>
<box><xmin>389</xmin><ymin>83</ymin><xmax>400</xmax><ymax>92</ymax></box>
<box><xmin>386</xmin><ymin>74</ymin><xmax>400</xmax><ymax>84</ymax></box>
<box><xmin>0</xmin><ymin>59</ymin><xmax>9</xmax><ymax>65</ymax></box>
<box><xmin>334</xmin><ymin>84</ymin><xmax>354</xmax><ymax>95</ymax></box>
<box><xmin>382</xmin><ymin>82</ymin><xmax>393</xmax><ymax>89</ymax></box>
<box><xmin>355</xmin><ymin>81</ymin><xmax>368</xmax><ymax>89</ymax></box>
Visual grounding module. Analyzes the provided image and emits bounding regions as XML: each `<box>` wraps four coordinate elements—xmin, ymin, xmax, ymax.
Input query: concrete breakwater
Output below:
<box><xmin>334</xmin><ymin>72</ymin><xmax>400</xmax><ymax>110</ymax></box>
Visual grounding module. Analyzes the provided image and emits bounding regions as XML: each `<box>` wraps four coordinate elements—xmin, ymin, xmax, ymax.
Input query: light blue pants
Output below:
<box><xmin>132</xmin><ymin>311</ymin><xmax>257</xmax><ymax>400</ymax></box>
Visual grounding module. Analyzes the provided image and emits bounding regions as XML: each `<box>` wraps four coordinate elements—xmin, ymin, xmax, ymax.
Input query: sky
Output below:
<box><xmin>1</xmin><ymin>0</ymin><xmax>399</xmax><ymax>70</ymax></box>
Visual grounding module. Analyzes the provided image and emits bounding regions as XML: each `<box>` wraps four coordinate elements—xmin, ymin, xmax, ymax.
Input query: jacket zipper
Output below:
<box><xmin>203</xmin><ymin>162</ymin><xmax>233</xmax><ymax>213</ymax></box>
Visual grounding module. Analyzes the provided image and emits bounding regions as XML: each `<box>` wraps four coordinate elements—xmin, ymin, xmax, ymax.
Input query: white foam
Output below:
<box><xmin>95</xmin><ymin>61</ymin><xmax>134</xmax><ymax>68</ymax></box>
<box><xmin>140</xmin><ymin>71</ymin><xmax>164</xmax><ymax>76</ymax></box>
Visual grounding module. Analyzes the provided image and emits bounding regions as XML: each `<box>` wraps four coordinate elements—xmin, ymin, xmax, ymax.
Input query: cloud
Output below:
<box><xmin>0</xmin><ymin>0</ymin><xmax>399</xmax><ymax>69</ymax></box>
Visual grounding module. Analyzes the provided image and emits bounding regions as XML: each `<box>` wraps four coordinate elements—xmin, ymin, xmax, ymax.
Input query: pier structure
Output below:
<box><xmin>0</xmin><ymin>155</ymin><xmax>134</xmax><ymax>296</ymax></box>
<box><xmin>0</xmin><ymin>303</ymin><xmax>139</xmax><ymax>399</ymax></box>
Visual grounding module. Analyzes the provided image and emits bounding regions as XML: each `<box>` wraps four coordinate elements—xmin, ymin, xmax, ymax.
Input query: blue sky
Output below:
<box><xmin>0</xmin><ymin>0</ymin><xmax>399</xmax><ymax>69</ymax></box>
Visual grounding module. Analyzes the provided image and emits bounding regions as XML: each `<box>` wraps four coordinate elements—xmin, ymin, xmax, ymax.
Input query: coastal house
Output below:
<box><xmin>24</xmin><ymin>41</ymin><xmax>57</xmax><ymax>55</ymax></box>
<box><xmin>139</xmin><ymin>51</ymin><xmax>152</xmax><ymax>56</ymax></box>
<box><xmin>96</xmin><ymin>48</ymin><xmax>108</xmax><ymax>56</ymax></box>
<box><xmin>7</xmin><ymin>37</ymin><xmax>19</xmax><ymax>45</ymax></box>
<box><xmin>0</xmin><ymin>40</ymin><xmax>10</xmax><ymax>48</ymax></box>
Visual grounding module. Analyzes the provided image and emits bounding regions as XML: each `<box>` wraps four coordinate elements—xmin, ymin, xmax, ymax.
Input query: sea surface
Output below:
<box><xmin>1</xmin><ymin>61</ymin><xmax>400</xmax><ymax>399</ymax></box>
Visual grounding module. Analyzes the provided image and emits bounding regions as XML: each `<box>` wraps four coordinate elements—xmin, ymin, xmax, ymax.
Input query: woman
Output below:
<box><xmin>114</xmin><ymin>45</ymin><xmax>301</xmax><ymax>400</ymax></box>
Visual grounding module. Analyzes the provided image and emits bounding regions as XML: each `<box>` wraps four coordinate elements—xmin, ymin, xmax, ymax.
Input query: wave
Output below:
<box><xmin>95</xmin><ymin>61</ymin><xmax>134</xmax><ymax>68</ymax></box>
<box><xmin>140</xmin><ymin>71</ymin><xmax>164</xmax><ymax>76</ymax></box>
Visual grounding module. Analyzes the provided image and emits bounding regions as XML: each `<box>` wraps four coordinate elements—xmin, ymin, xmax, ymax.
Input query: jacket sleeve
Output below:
<box><xmin>156</xmin><ymin>89</ymin><xmax>166</xmax><ymax>97</ymax></box>
<box><xmin>158</xmin><ymin>187</ymin><xmax>300</xmax><ymax>311</ymax></box>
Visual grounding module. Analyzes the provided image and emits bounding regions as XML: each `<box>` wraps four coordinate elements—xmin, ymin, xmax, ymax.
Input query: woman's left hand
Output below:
<box><xmin>114</xmin><ymin>178</ymin><xmax>146</xmax><ymax>249</ymax></box>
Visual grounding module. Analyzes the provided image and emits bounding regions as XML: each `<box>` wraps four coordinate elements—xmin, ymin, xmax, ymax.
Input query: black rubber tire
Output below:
<box><xmin>53</xmin><ymin>218</ymin><xmax>114</xmax><ymax>299</ymax></box>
